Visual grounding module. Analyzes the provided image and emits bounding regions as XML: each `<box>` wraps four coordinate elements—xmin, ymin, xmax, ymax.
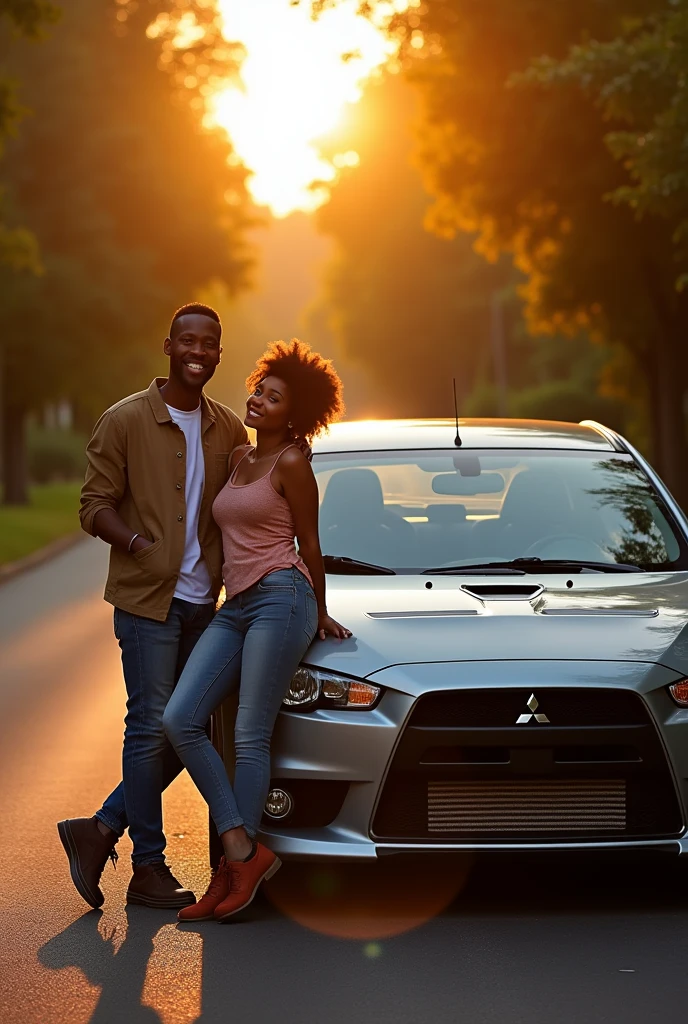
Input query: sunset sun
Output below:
<box><xmin>206</xmin><ymin>0</ymin><xmax>413</xmax><ymax>217</ymax></box>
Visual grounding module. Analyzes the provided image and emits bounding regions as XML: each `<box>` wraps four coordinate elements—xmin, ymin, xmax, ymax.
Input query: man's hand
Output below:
<box><xmin>294</xmin><ymin>437</ymin><xmax>313</xmax><ymax>462</ymax></box>
<box><xmin>130</xmin><ymin>535</ymin><xmax>153</xmax><ymax>555</ymax></box>
<box><xmin>93</xmin><ymin>508</ymin><xmax>154</xmax><ymax>555</ymax></box>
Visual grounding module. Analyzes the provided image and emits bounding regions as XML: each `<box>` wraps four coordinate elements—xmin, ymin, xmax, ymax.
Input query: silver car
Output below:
<box><xmin>213</xmin><ymin>419</ymin><xmax>688</xmax><ymax>861</ymax></box>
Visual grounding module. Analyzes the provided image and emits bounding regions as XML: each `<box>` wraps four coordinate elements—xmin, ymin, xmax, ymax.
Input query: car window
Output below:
<box><xmin>313</xmin><ymin>450</ymin><xmax>685</xmax><ymax>571</ymax></box>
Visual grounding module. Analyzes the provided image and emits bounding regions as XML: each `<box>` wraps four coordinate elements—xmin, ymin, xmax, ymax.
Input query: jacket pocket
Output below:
<box><xmin>214</xmin><ymin>453</ymin><xmax>232</xmax><ymax>496</ymax></box>
<box><xmin>132</xmin><ymin>537</ymin><xmax>167</xmax><ymax>581</ymax></box>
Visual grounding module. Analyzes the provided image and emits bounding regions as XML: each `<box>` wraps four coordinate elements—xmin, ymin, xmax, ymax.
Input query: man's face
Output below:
<box><xmin>164</xmin><ymin>314</ymin><xmax>222</xmax><ymax>389</ymax></box>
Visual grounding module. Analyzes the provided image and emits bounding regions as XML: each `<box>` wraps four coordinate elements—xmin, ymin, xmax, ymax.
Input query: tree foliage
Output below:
<box><xmin>0</xmin><ymin>0</ymin><xmax>58</xmax><ymax>271</ymax></box>
<box><xmin>0</xmin><ymin>0</ymin><xmax>253</xmax><ymax>502</ymax></box>
<box><xmin>318</xmin><ymin>0</ymin><xmax>688</xmax><ymax>507</ymax></box>
<box><xmin>312</xmin><ymin>73</ymin><xmax>512</xmax><ymax>418</ymax></box>
<box><xmin>526</xmin><ymin>0</ymin><xmax>688</xmax><ymax>290</ymax></box>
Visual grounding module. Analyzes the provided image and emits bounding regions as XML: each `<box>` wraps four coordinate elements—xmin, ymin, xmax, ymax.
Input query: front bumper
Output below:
<box><xmin>219</xmin><ymin>660</ymin><xmax>688</xmax><ymax>860</ymax></box>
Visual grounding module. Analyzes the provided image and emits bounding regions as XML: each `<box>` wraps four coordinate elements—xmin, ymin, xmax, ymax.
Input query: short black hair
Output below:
<box><xmin>170</xmin><ymin>303</ymin><xmax>222</xmax><ymax>337</ymax></box>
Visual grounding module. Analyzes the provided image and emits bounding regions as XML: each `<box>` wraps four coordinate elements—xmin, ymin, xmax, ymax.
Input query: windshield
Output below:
<box><xmin>313</xmin><ymin>449</ymin><xmax>687</xmax><ymax>572</ymax></box>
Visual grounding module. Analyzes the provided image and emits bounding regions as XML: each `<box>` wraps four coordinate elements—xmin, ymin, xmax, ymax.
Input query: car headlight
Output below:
<box><xmin>282</xmin><ymin>666</ymin><xmax>381</xmax><ymax>710</ymax></box>
<box><xmin>668</xmin><ymin>679</ymin><xmax>688</xmax><ymax>707</ymax></box>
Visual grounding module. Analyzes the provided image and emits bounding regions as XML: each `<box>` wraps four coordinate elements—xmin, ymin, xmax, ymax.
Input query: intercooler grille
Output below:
<box><xmin>428</xmin><ymin>779</ymin><xmax>627</xmax><ymax>833</ymax></box>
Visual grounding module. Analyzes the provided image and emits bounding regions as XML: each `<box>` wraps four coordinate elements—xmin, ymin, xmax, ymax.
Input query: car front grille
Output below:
<box><xmin>372</xmin><ymin>688</ymin><xmax>682</xmax><ymax>843</ymax></box>
<box><xmin>428</xmin><ymin>779</ymin><xmax>626</xmax><ymax>833</ymax></box>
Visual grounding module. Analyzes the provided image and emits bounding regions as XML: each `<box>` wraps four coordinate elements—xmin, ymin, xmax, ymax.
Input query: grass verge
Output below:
<box><xmin>0</xmin><ymin>482</ymin><xmax>82</xmax><ymax>565</ymax></box>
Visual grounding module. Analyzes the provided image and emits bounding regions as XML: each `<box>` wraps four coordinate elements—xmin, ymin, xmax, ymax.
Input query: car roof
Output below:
<box><xmin>312</xmin><ymin>418</ymin><xmax>619</xmax><ymax>454</ymax></box>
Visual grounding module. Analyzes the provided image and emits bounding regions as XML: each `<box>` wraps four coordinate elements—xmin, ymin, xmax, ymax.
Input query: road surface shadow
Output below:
<box><xmin>38</xmin><ymin>854</ymin><xmax>688</xmax><ymax>1024</ymax></box>
<box><xmin>445</xmin><ymin>851</ymin><xmax>688</xmax><ymax>915</ymax></box>
<box><xmin>39</xmin><ymin>908</ymin><xmax>165</xmax><ymax>1024</ymax></box>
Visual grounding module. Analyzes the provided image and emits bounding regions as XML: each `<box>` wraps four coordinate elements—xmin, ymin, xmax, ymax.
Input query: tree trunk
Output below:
<box><xmin>1</xmin><ymin>365</ymin><xmax>29</xmax><ymax>505</ymax></box>
<box><xmin>641</xmin><ymin>259</ymin><xmax>688</xmax><ymax>512</ymax></box>
<box><xmin>648</xmin><ymin>328</ymin><xmax>688</xmax><ymax>513</ymax></box>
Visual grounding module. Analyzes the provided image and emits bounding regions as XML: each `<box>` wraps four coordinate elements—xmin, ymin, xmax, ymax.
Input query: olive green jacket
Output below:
<box><xmin>80</xmin><ymin>378</ymin><xmax>247</xmax><ymax>621</ymax></box>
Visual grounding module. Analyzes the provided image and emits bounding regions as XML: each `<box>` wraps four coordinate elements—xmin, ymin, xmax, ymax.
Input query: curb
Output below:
<box><xmin>0</xmin><ymin>531</ymin><xmax>85</xmax><ymax>586</ymax></box>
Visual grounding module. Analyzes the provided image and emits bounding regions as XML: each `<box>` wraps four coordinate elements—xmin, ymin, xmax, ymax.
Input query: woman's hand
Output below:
<box><xmin>318</xmin><ymin>612</ymin><xmax>352</xmax><ymax>641</ymax></box>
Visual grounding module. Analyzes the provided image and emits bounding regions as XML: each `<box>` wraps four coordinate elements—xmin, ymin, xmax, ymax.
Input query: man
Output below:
<box><xmin>58</xmin><ymin>303</ymin><xmax>248</xmax><ymax>909</ymax></box>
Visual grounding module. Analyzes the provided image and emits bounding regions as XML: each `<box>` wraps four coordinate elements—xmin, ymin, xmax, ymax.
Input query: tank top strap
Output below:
<box><xmin>268</xmin><ymin>442</ymin><xmax>298</xmax><ymax>472</ymax></box>
<box><xmin>229</xmin><ymin>445</ymin><xmax>254</xmax><ymax>484</ymax></box>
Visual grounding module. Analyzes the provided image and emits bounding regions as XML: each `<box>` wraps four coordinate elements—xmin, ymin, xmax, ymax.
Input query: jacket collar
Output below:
<box><xmin>146</xmin><ymin>378</ymin><xmax>216</xmax><ymax>429</ymax></box>
<box><xmin>147</xmin><ymin>379</ymin><xmax>172</xmax><ymax>423</ymax></box>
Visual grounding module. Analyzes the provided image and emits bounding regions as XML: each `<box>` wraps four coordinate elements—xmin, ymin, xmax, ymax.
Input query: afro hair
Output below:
<box><xmin>246</xmin><ymin>339</ymin><xmax>344</xmax><ymax>441</ymax></box>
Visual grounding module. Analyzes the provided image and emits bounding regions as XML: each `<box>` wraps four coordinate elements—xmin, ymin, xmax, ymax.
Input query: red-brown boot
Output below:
<box><xmin>213</xmin><ymin>843</ymin><xmax>281</xmax><ymax>922</ymax></box>
<box><xmin>178</xmin><ymin>858</ymin><xmax>232</xmax><ymax>922</ymax></box>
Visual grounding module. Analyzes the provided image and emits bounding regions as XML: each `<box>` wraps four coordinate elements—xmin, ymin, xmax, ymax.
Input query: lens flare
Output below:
<box><xmin>206</xmin><ymin>0</ymin><xmax>413</xmax><ymax>216</ymax></box>
<box><xmin>265</xmin><ymin>856</ymin><xmax>474</xmax><ymax>940</ymax></box>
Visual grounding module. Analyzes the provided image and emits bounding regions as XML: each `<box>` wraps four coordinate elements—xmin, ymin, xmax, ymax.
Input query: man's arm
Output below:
<box><xmin>80</xmin><ymin>411</ymin><xmax>151</xmax><ymax>554</ymax></box>
<box><xmin>92</xmin><ymin>507</ymin><xmax>152</xmax><ymax>554</ymax></box>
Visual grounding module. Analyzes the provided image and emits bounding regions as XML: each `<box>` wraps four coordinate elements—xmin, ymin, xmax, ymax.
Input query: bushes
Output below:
<box><xmin>27</xmin><ymin>425</ymin><xmax>87</xmax><ymax>484</ymax></box>
<box><xmin>509</xmin><ymin>382</ymin><xmax>630</xmax><ymax>434</ymax></box>
<box><xmin>464</xmin><ymin>380</ymin><xmax>631</xmax><ymax>433</ymax></box>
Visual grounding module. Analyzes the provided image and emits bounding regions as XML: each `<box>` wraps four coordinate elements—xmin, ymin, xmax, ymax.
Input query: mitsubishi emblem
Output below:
<box><xmin>516</xmin><ymin>693</ymin><xmax>550</xmax><ymax>724</ymax></box>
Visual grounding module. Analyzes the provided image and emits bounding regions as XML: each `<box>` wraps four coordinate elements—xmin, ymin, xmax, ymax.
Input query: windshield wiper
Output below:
<box><xmin>514</xmin><ymin>558</ymin><xmax>645</xmax><ymax>573</ymax></box>
<box><xmin>324</xmin><ymin>555</ymin><xmax>396</xmax><ymax>576</ymax></box>
<box><xmin>423</xmin><ymin>557</ymin><xmax>645</xmax><ymax>575</ymax></box>
<box><xmin>422</xmin><ymin>563</ymin><xmax>527</xmax><ymax>576</ymax></box>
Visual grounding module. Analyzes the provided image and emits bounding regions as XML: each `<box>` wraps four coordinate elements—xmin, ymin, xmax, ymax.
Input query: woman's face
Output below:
<box><xmin>245</xmin><ymin>375</ymin><xmax>292</xmax><ymax>434</ymax></box>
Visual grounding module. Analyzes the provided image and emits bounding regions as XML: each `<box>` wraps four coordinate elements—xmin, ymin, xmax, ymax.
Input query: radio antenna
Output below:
<box><xmin>453</xmin><ymin>377</ymin><xmax>462</xmax><ymax>448</ymax></box>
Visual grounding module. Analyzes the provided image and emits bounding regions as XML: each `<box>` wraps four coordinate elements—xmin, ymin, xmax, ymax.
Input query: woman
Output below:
<box><xmin>163</xmin><ymin>339</ymin><xmax>350</xmax><ymax>922</ymax></box>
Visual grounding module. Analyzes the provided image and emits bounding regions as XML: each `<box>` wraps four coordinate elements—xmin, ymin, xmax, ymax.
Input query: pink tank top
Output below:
<box><xmin>212</xmin><ymin>445</ymin><xmax>313</xmax><ymax>601</ymax></box>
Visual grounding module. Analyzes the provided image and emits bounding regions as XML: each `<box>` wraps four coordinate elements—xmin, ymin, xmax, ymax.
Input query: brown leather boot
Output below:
<box><xmin>126</xmin><ymin>862</ymin><xmax>196</xmax><ymax>909</ymax></box>
<box><xmin>57</xmin><ymin>816</ymin><xmax>119</xmax><ymax>909</ymax></box>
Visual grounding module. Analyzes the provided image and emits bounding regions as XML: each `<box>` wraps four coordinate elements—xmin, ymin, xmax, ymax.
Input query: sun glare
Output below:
<box><xmin>206</xmin><ymin>0</ymin><xmax>413</xmax><ymax>217</ymax></box>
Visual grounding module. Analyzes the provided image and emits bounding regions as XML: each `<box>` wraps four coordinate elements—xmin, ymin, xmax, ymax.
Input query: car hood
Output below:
<box><xmin>306</xmin><ymin>572</ymin><xmax>688</xmax><ymax>679</ymax></box>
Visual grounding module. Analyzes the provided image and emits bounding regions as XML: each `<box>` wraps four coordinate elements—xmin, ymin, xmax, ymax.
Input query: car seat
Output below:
<box><xmin>421</xmin><ymin>503</ymin><xmax>472</xmax><ymax>567</ymax></box>
<box><xmin>319</xmin><ymin>468</ymin><xmax>416</xmax><ymax>566</ymax></box>
<box><xmin>471</xmin><ymin>469</ymin><xmax>573</xmax><ymax>559</ymax></box>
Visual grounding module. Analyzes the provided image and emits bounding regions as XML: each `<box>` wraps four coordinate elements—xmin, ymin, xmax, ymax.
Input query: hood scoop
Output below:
<box><xmin>461</xmin><ymin>583</ymin><xmax>544</xmax><ymax>602</ymax></box>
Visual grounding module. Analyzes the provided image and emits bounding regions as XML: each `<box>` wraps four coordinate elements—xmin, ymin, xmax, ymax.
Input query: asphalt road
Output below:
<box><xmin>2</xmin><ymin>538</ymin><xmax>688</xmax><ymax>1024</ymax></box>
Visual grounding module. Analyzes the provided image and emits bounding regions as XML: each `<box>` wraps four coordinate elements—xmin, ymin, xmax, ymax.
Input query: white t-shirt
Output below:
<box><xmin>165</xmin><ymin>403</ymin><xmax>213</xmax><ymax>604</ymax></box>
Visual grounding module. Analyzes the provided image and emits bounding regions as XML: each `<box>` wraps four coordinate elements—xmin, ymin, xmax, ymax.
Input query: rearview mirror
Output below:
<box><xmin>432</xmin><ymin>472</ymin><xmax>504</xmax><ymax>495</ymax></box>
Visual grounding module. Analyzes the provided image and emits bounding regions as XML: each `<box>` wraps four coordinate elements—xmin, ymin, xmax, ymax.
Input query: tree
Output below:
<box><xmin>527</xmin><ymin>0</ymin><xmax>688</xmax><ymax>291</ymax></box>
<box><xmin>317</xmin><ymin>1</ymin><xmax>688</xmax><ymax>507</ymax></box>
<box><xmin>311</xmin><ymin>72</ymin><xmax>512</xmax><ymax>418</ymax></box>
<box><xmin>0</xmin><ymin>0</ymin><xmax>252</xmax><ymax>503</ymax></box>
<box><xmin>0</xmin><ymin>1</ymin><xmax>58</xmax><ymax>269</ymax></box>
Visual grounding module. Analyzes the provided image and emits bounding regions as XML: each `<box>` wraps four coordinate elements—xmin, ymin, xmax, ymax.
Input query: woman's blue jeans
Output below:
<box><xmin>163</xmin><ymin>568</ymin><xmax>317</xmax><ymax>838</ymax></box>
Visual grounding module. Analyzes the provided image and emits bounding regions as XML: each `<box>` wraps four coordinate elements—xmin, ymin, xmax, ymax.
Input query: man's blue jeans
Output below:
<box><xmin>96</xmin><ymin>598</ymin><xmax>215</xmax><ymax>865</ymax></box>
<box><xmin>163</xmin><ymin>569</ymin><xmax>317</xmax><ymax>838</ymax></box>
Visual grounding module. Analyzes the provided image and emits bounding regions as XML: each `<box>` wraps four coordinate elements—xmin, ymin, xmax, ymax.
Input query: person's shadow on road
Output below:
<box><xmin>38</xmin><ymin>907</ymin><xmax>165</xmax><ymax>1024</ymax></box>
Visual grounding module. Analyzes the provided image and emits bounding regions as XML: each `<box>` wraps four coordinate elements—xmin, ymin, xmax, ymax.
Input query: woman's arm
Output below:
<box><xmin>278</xmin><ymin>448</ymin><xmax>351</xmax><ymax>640</ymax></box>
